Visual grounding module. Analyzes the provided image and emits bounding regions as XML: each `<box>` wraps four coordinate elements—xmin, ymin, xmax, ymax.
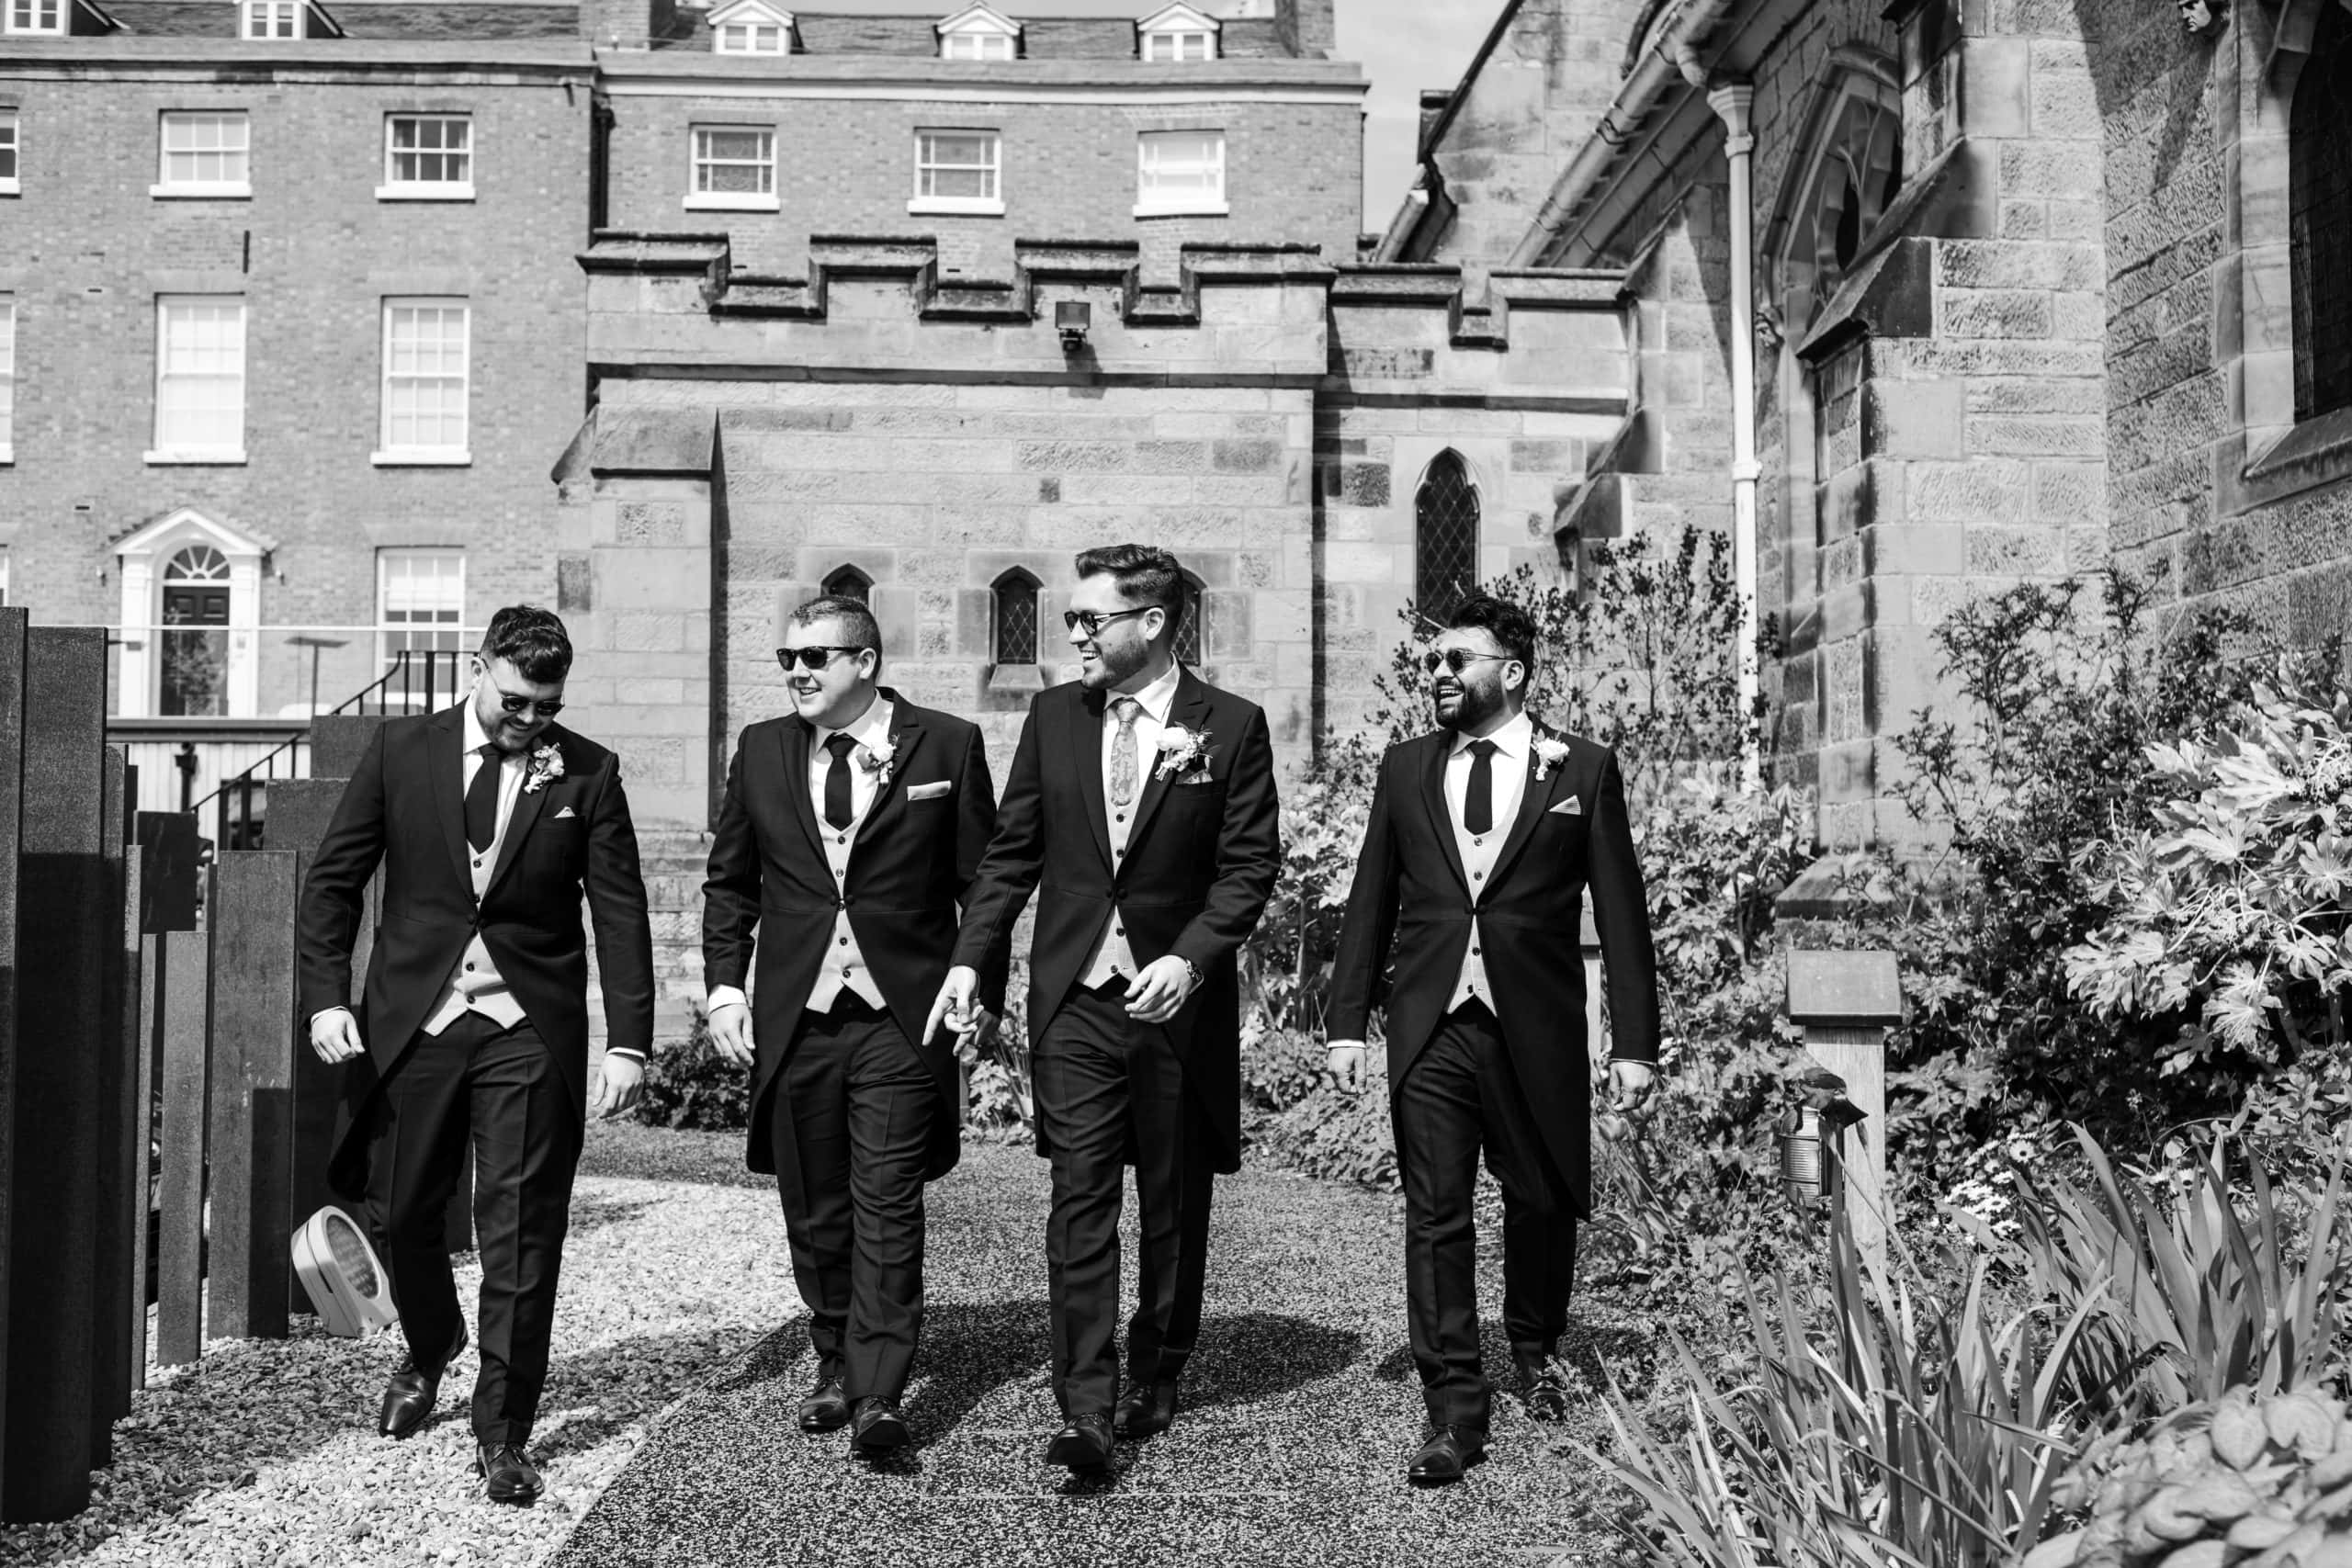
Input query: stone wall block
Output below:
<box><xmin>1861</xmin><ymin>379</ymin><xmax>1966</xmax><ymax>459</ymax></box>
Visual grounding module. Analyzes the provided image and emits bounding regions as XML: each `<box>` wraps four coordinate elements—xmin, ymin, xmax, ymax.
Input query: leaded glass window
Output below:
<box><xmin>992</xmin><ymin>570</ymin><xmax>1038</xmax><ymax>664</ymax></box>
<box><xmin>1415</xmin><ymin>450</ymin><xmax>1478</xmax><ymax>615</ymax></box>
<box><xmin>821</xmin><ymin>565</ymin><xmax>871</xmax><ymax>604</ymax></box>
<box><xmin>2293</xmin><ymin>0</ymin><xmax>2352</xmax><ymax>422</ymax></box>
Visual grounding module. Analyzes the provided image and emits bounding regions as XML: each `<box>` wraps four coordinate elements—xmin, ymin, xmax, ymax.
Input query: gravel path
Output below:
<box><xmin>0</xmin><ymin>1122</ymin><xmax>794</xmax><ymax>1568</ymax></box>
<box><xmin>554</xmin><ymin>1142</ymin><xmax>1641</xmax><ymax>1568</ymax></box>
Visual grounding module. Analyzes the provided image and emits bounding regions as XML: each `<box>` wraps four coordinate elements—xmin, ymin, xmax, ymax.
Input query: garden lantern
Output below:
<box><xmin>1775</xmin><ymin>1064</ymin><xmax>1866</xmax><ymax>1218</ymax></box>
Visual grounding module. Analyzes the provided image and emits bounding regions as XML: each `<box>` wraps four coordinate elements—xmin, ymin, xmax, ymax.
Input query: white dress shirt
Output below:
<box><xmin>706</xmin><ymin>695</ymin><xmax>894</xmax><ymax>1020</ymax></box>
<box><xmin>1080</xmin><ymin>660</ymin><xmax>1184</xmax><ymax>990</ymax></box>
<box><xmin>1443</xmin><ymin>711</ymin><xmax>1532</xmax><ymax>1015</ymax></box>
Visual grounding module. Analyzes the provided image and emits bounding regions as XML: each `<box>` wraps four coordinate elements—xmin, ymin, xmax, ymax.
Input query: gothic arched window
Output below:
<box><xmin>1414</xmin><ymin>451</ymin><xmax>1479</xmax><ymax>615</ymax></box>
<box><xmin>1172</xmin><ymin>573</ymin><xmax>1204</xmax><ymax>665</ymax></box>
<box><xmin>2292</xmin><ymin>0</ymin><xmax>2352</xmax><ymax>421</ymax></box>
<box><xmin>991</xmin><ymin>568</ymin><xmax>1039</xmax><ymax>664</ymax></box>
<box><xmin>820</xmin><ymin>564</ymin><xmax>871</xmax><ymax>604</ymax></box>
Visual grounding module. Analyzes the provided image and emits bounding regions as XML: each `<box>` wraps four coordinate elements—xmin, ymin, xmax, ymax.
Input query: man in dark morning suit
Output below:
<box><xmin>298</xmin><ymin>605</ymin><xmax>655</xmax><ymax>1505</ymax></box>
<box><xmin>1326</xmin><ymin>593</ymin><xmax>1661</xmax><ymax>1486</ymax></box>
<box><xmin>700</xmin><ymin>593</ymin><xmax>1002</xmax><ymax>1459</ymax></box>
<box><xmin>927</xmin><ymin>544</ymin><xmax>1282</xmax><ymax>1472</ymax></box>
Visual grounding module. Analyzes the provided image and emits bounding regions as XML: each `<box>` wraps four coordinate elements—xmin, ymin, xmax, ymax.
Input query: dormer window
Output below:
<box><xmin>1137</xmin><ymin>2</ymin><xmax>1217</xmax><ymax>61</ymax></box>
<box><xmin>936</xmin><ymin>2</ymin><xmax>1018</xmax><ymax>61</ymax></box>
<box><xmin>709</xmin><ymin>0</ymin><xmax>793</xmax><ymax>54</ymax></box>
<box><xmin>4</xmin><ymin>0</ymin><xmax>64</xmax><ymax>34</ymax></box>
<box><xmin>242</xmin><ymin>0</ymin><xmax>301</xmax><ymax>37</ymax></box>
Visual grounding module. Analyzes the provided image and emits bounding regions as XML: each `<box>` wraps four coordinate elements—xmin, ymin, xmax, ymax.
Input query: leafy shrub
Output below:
<box><xmin>1254</xmin><ymin>1077</ymin><xmax>1398</xmax><ymax>1191</ymax></box>
<box><xmin>1240</xmin><ymin>772</ymin><xmax>1369</xmax><ymax>1033</ymax></box>
<box><xmin>2027</xmin><ymin>1388</ymin><xmax>2352</xmax><ymax>1568</ymax></box>
<box><xmin>634</xmin><ymin>1009</ymin><xmax>752</xmax><ymax>1132</ymax></box>
<box><xmin>1241</xmin><ymin>1022</ymin><xmax>1329</xmax><ymax>1117</ymax></box>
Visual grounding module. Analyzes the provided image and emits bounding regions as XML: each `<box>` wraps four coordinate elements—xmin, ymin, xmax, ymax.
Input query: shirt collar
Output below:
<box><xmin>1452</xmin><ymin>710</ymin><xmax>1533</xmax><ymax>761</ymax></box>
<box><xmin>459</xmin><ymin>699</ymin><xmax>500</xmax><ymax>761</ymax></box>
<box><xmin>1114</xmin><ymin>661</ymin><xmax>1184</xmax><ymax>725</ymax></box>
<box><xmin>815</xmin><ymin>694</ymin><xmax>894</xmax><ymax>755</ymax></box>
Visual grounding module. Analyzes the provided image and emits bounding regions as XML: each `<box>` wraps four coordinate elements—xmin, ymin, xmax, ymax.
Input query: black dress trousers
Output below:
<box><xmin>770</xmin><ymin>997</ymin><xmax>939</xmax><ymax>1404</ymax></box>
<box><xmin>370</xmin><ymin>1011</ymin><xmax>582</xmax><ymax>1448</ymax></box>
<box><xmin>1392</xmin><ymin>1003</ymin><xmax>1579</xmax><ymax>1432</ymax></box>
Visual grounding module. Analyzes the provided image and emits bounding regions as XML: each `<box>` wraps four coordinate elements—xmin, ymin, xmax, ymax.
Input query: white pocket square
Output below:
<box><xmin>1178</xmin><ymin>771</ymin><xmax>1216</xmax><ymax>786</ymax></box>
<box><xmin>552</xmin><ymin>805</ymin><xmax>578</xmax><ymax>819</ymax></box>
<box><xmin>907</xmin><ymin>781</ymin><xmax>953</xmax><ymax>801</ymax></box>
<box><xmin>1548</xmin><ymin>797</ymin><xmax>1582</xmax><ymax>816</ymax></box>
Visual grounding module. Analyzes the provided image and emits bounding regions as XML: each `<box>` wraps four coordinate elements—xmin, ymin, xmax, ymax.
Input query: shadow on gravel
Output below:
<box><xmin>1182</xmin><ymin>1313</ymin><xmax>1363</xmax><ymax>1411</ymax></box>
<box><xmin>532</xmin><ymin>1325</ymin><xmax>769</xmax><ymax>1462</ymax></box>
<box><xmin>901</xmin><ymin>1299</ymin><xmax>1052</xmax><ymax>1448</ymax></box>
<box><xmin>566</xmin><ymin>1192</ymin><xmax>661</xmax><ymax>1240</ymax></box>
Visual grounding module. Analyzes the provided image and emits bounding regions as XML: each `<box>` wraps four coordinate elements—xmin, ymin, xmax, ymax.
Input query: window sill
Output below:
<box><xmin>371</xmin><ymin>449</ymin><xmax>471</xmax><ymax>467</ymax></box>
<box><xmin>150</xmin><ymin>183</ymin><xmax>253</xmax><ymax>200</ymax></box>
<box><xmin>1133</xmin><ymin>201</ymin><xmax>1228</xmax><ymax>219</ymax></box>
<box><xmin>684</xmin><ymin>192</ymin><xmax>779</xmax><ymax>211</ymax></box>
<box><xmin>0</xmin><ymin>180</ymin><xmax>17</xmax><ymax>197</ymax></box>
<box><xmin>144</xmin><ymin>449</ymin><xmax>247</xmax><ymax>465</ymax></box>
<box><xmin>0</xmin><ymin>446</ymin><xmax>12</xmax><ymax>465</ymax></box>
<box><xmin>909</xmin><ymin>197</ymin><xmax>1005</xmax><ymax>218</ymax></box>
<box><xmin>375</xmin><ymin>184</ymin><xmax>475</xmax><ymax>202</ymax></box>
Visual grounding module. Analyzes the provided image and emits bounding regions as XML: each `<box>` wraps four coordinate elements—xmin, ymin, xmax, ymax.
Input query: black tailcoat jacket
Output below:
<box><xmin>296</xmin><ymin>709</ymin><xmax>657</xmax><ymax>1200</ymax></box>
<box><xmin>952</xmin><ymin>671</ymin><xmax>1282</xmax><ymax>1173</ymax></box>
<box><xmin>1326</xmin><ymin>727</ymin><xmax>1660</xmax><ymax>1214</ymax></box>
<box><xmin>700</xmin><ymin>694</ymin><xmax>1002</xmax><ymax>1180</ymax></box>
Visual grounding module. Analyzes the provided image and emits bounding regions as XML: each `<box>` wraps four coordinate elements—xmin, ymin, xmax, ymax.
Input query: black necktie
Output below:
<box><xmin>1464</xmin><ymin>739</ymin><xmax>1498</xmax><ymax>835</ymax></box>
<box><xmin>464</xmin><ymin>743</ymin><xmax>502</xmax><ymax>853</ymax></box>
<box><xmin>822</xmin><ymin>732</ymin><xmax>856</xmax><ymax>831</ymax></box>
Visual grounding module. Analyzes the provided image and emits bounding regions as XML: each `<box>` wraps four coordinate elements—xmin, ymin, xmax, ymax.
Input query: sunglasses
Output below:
<box><xmin>1062</xmin><ymin>607</ymin><xmax>1149</xmax><ymax>638</ymax></box>
<box><xmin>1422</xmin><ymin>649</ymin><xmax>1513</xmax><ymax>675</ymax></box>
<box><xmin>777</xmin><ymin>646</ymin><xmax>868</xmax><ymax>672</ymax></box>
<box><xmin>488</xmin><ymin>687</ymin><xmax>563</xmax><ymax>718</ymax></box>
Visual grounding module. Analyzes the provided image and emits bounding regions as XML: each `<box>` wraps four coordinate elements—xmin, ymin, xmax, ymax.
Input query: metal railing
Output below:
<box><xmin>192</xmin><ymin>649</ymin><xmax>470</xmax><ymax>852</ymax></box>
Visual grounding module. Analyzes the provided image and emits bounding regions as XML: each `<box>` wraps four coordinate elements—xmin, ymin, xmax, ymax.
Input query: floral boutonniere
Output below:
<box><xmin>523</xmin><ymin>743</ymin><xmax>566</xmax><ymax>795</ymax></box>
<box><xmin>1155</xmin><ymin>724</ymin><xmax>1215</xmax><ymax>781</ymax></box>
<box><xmin>1532</xmin><ymin>736</ymin><xmax>1571</xmax><ymax>783</ymax></box>
<box><xmin>854</xmin><ymin>737</ymin><xmax>897</xmax><ymax>786</ymax></box>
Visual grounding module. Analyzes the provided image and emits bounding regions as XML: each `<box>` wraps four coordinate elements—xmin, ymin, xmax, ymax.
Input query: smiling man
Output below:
<box><xmin>700</xmin><ymin>594</ymin><xmax>1001</xmax><ymax>1460</ymax></box>
<box><xmin>928</xmin><ymin>543</ymin><xmax>1281</xmax><ymax>1472</ymax></box>
<box><xmin>296</xmin><ymin>604</ymin><xmax>654</xmax><ymax>1505</ymax></box>
<box><xmin>1325</xmin><ymin>592</ymin><xmax>1662</xmax><ymax>1486</ymax></box>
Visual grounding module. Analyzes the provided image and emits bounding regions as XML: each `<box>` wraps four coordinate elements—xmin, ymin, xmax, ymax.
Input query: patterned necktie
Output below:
<box><xmin>1464</xmin><ymin>739</ymin><xmax>1498</xmax><ymax>836</ymax></box>
<box><xmin>464</xmin><ymin>743</ymin><xmax>502</xmax><ymax>853</ymax></box>
<box><xmin>822</xmin><ymin>732</ymin><xmax>856</xmax><ymax>831</ymax></box>
<box><xmin>1109</xmin><ymin>697</ymin><xmax>1143</xmax><ymax>807</ymax></box>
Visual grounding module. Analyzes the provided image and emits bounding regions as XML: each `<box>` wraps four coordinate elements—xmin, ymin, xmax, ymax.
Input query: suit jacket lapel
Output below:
<box><xmin>1126</xmin><ymin>669</ymin><xmax>1210</xmax><ymax>849</ymax></box>
<box><xmin>1419</xmin><ymin>732</ymin><xmax>1472</xmax><ymax>895</ymax></box>
<box><xmin>854</xmin><ymin>697</ymin><xmax>927</xmax><ymax>850</ymax></box>
<box><xmin>777</xmin><ymin>716</ymin><xmax>826</xmax><ymax>863</ymax></box>
<box><xmin>486</xmin><ymin>729</ymin><xmax>558</xmax><ymax>894</ymax></box>
<box><xmin>1487</xmin><ymin>725</ymin><xmax>1566</xmax><ymax>888</ymax></box>
<box><xmin>427</xmin><ymin>705</ymin><xmax>473</xmax><ymax>889</ymax></box>
<box><xmin>1069</xmin><ymin>686</ymin><xmax>1114</xmax><ymax>870</ymax></box>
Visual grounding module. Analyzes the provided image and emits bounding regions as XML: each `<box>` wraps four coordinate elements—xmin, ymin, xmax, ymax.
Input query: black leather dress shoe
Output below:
<box><xmin>379</xmin><ymin>1321</ymin><xmax>467</xmax><ymax>1439</ymax></box>
<box><xmin>1408</xmin><ymin>1426</ymin><xmax>1488</xmax><ymax>1485</ymax></box>
<box><xmin>797</xmin><ymin>1376</ymin><xmax>851</xmax><ymax>1434</ymax></box>
<box><xmin>850</xmin><ymin>1396</ymin><xmax>909</xmax><ymax>1457</ymax></box>
<box><xmin>476</xmin><ymin>1442</ymin><xmax>543</xmax><ymax>1505</ymax></box>
<box><xmin>1044</xmin><ymin>1413</ymin><xmax>1114</xmax><ymax>1472</ymax></box>
<box><xmin>1113</xmin><ymin>1380</ymin><xmax>1178</xmax><ymax>1440</ymax></box>
<box><xmin>1517</xmin><ymin>1355</ymin><xmax>1571</xmax><ymax>1423</ymax></box>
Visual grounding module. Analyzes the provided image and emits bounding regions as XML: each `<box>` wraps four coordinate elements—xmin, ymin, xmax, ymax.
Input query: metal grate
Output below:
<box><xmin>1173</xmin><ymin>579</ymin><xmax>1204</xmax><ymax>665</ymax></box>
<box><xmin>993</xmin><ymin>572</ymin><xmax>1038</xmax><ymax>663</ymax></box>
<box><xmin>820</xmin><ymin>566</ymin><xmax>871</xmax><ymax>604</ymax></box>
<box><xmin>1415</xmin><ymin>450</ymin><xmax>1479</xmax><ymax>615</ymax></box>
<box><xmin>2295</xmin><ymin>5</ymin><xmax>2352</xmax><ymax>422</ymax></box>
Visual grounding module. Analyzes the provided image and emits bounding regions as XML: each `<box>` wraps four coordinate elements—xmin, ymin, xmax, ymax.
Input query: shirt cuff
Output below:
<box><xmin>605</xmin><ymin>1046</ymin><xmax>647</xmax><ymax>1062</ymax></box>
<box><xmin>707</xmin><ymin>986</ymin><xmax>749</xmax><ymax>1014</ymax></box>
<box><xmin>310</xmin><ymin>1005</ymin><xmax>354</xmax><ymax>1026</ymax></box>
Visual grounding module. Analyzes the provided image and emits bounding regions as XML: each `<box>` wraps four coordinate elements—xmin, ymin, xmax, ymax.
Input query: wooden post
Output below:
<box><xmin>205</xmin><ymin>852</ymin><xmax>300</xmax><ymax>1341</ymax></box>
<box><xmin>131</xmin><ymin>927</ymin><xmax>158</xmax><ymax>1388</ymax></box>
<box><xmin>153</xmin><ymin>930</ymin><xmax>210</xmax><ymax>1367</ymax></box>
<box><xmin>1785</xmin><ymin>950</ymin><xmax>1902</xmax><ymax>1277</ymax></box>
<box><xmin>91</xmin><ymin>750</ymin><xmax>135</xmax><ymax>1462</ymax></box>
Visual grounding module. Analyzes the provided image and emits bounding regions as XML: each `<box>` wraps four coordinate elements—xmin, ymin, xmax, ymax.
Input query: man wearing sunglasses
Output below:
<box><xmin>1325</xmin><ymin>593</ymin><xmax>1660</xmax><ymax>1486</ymax></box>
<box><xmin>297</xmin><ymin>605</ymin><xmax>656</xmax><ymax>1505</ymax></box>
<box><xmin>700</xmin><ymin>594</ymin><xmax>1002</xmax><ymax>1460</ymax></box>
<box><xmin>926</xmin><ymin>544</ymin><xmax>1281</xmax><ymax>1472</ymax></box>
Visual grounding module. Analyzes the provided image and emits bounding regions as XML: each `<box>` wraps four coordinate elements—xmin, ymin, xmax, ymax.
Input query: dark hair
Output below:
<box><xmin>786</xmin><ymin>594</ymin><xmax>882</xmax><ymax>659</ymax></box>
<box><xmin>1074</xmin><ymin>543</ymin><xmax>1185</xmax><ymax>629</ymax></box>
<box><xmin>1448</xmin><ymin>593</ymin><xmax>1537</xmax><ymax>672</ymax></box>
<box><xmin>480</xmin><ymin>604</ymin><xmax>573</xmax><ymax>683</ymax></box>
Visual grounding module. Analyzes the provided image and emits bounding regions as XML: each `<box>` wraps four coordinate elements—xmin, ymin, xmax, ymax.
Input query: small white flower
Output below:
<box><xmin>523</xmin><ymin>743</ymin><xmax>565</xmax><ymax>795</ymax></box>
<box><xmin>1532</xmin><ymin>736</ymin><xmax>1570</xmax><ymax>782</ymax></box>
<box><xmin>855</xmin><ymin>737</ymin><xmax>897</xmax><ymax>784</ymax></box>
<box><xmin>1155</xmin><ymin>724</ymin><xmax>1214</xmax><ymax>781</ymax></box>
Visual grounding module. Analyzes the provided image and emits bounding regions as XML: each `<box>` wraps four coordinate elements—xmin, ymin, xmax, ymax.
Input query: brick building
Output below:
<box><xmin>1380</xmin><ymin>0</ymin><xmax>2352</xmax><ymax>847</ymax></box>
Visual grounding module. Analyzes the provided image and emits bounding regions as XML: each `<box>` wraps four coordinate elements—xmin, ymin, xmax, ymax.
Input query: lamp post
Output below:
<box><xmin>284</xmin><ymin>635</ymin><xmax>347</xmax><ymax>717</ymax></box>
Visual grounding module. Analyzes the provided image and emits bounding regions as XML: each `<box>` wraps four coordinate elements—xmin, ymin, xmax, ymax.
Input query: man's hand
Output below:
<box><xmin>708</xmin><ymin>1000</ymin><xmax>754</xmax><ymax>1067</ymax></box>
<box><xmin>1327</xmin><ymin>1039</ymin><xmax>1369</xmax><ymax>1092</ymax></box>
<box><xmin>308</xmin><ymin>1007</ymin><xmax>366</xmax><ymax>1065</ymax></box>
<box><xmin>1124</xmin><ymin>955</ymin><xmax>1197</xmax><ymax>1025</ymax></box>
<box><xmin>925</xmin><ymin>965</ymin><xmax>981</xmax><ymax>1049</ymax></box>
<box><xmin>594</xmin><ymin>1053</ymin><xmax>646</xmax><ymax>1120</ymax></box>
<box><xmin>1609</xmin><ymin>1059</ymin><xmax>1657</xmax><ymax>1113</ymax></box>
<box><xmin>951</xmin><ymin>1004</ymin><xmax>1001</xmax><ymax>1066</ymax></box>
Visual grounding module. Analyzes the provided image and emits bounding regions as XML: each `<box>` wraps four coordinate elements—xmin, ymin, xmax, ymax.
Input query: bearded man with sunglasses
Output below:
<box><xmin>700</xmin><ymin>594</ymin><xmax>1002</xmax><ymax>1459</ymax></box>
<box><xmin>1326</xmin><ymin>593</ymin><xmax>1660</xmax><ymax>1487</ymax></box>
<box><xmin>926</xmin><ymin>543</ymin><xmax>1281</xmax><ymax>1473</ymax></box>
<box><xmin>297</xmin><ymin>605</ymin><xmax>655</xmax><ymax>1505</ymax></box>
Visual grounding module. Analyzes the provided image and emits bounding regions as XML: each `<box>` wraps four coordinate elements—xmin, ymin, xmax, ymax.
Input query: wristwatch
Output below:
<box><xmin>1179</xmin><ymin>956</ymin><xmax>1202</xmax><ymax>989</ymax></box>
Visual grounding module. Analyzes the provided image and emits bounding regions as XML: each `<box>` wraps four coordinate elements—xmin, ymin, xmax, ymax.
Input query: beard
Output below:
<box><xmin>1079</xmin><ymin>637</ymin><xmax>1151</xmax><ymax>691</ymax></box>
<box><xmin>1433</xmin><ymin>677</ymin><xmax>1505</xmax><ymax>732</ymax></box>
